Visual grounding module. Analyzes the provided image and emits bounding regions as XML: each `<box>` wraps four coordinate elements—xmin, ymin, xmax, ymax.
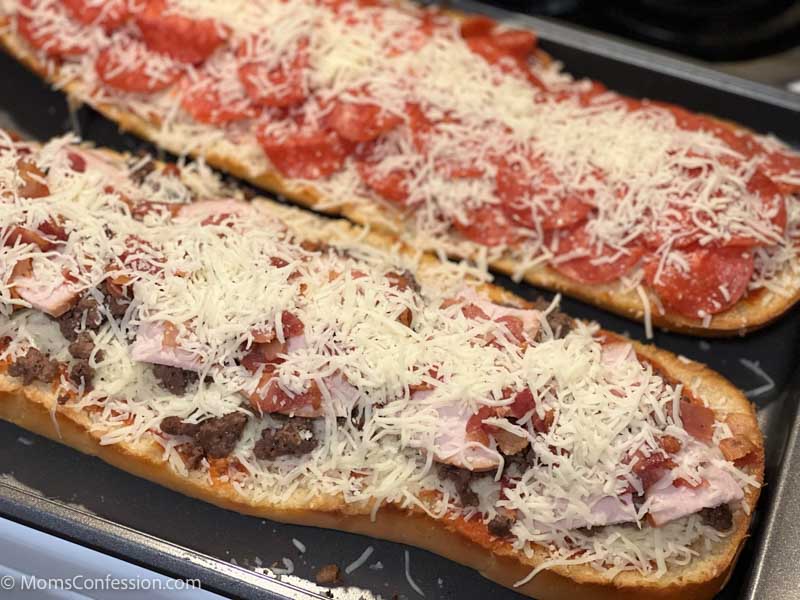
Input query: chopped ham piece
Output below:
<box><xmin>421</xmin><ymin>392</ymin><xmax>501</xmax><ymax>471</ymax></box>
<box><xmin>12</xmin><ymin>257</ymin><xmax>80</xmax><ymax>317</ymax></box>
<box><xmin>647</xmin><ymin>464</ymin><xmax>742</xmax><ymax>527</ymax></box>
<box><xmin>540</xmin><ymin>494</ymin><xmax>637</xmax><ymax>531</ymax></box>
<box><xmin>601</xmin><ymin>342</ymin><xmax>635</xmax><ymax>367</ymax></box>
<box><xmin>130</xmin><ymin>321</ymin><xmax>203</xmax><ymax>371</ymax></box>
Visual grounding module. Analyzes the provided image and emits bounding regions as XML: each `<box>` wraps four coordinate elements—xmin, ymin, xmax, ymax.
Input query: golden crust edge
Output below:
<box><xmin>0</xmin><ymin>23</ymin><xmax>797</xmax><ymax>337</ymax></box>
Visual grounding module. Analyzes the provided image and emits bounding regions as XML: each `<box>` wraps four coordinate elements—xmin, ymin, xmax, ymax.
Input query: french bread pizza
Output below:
<box><xmin>0</xmin><ymin>132</ymin><xmax>765</xmax><ymax>599</ymax></box>
<box><xmin>0</xmin><ymin>0</ymin><xmax>799</xmax><ymax>336</ymax></box>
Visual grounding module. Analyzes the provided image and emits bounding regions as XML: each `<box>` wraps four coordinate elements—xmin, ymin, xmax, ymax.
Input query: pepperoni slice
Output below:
<box><xmin>451</xmin><ymin>205</ymin><xmax>520</xmax><ymax>247</ymax></box>
<box><xmin>496</xmin><ymin>154</ymin><xmax>593</xmax><ymax>230</ymax></box>
<box><xmin>17</xmin><ymin>0</ymin><xmax>89</xmax><ymax>59</ymax></box>
<box><xmin>465</xmin><ymin>31</ymin><xmax>542</xmax><ymax>88</ymax></box>
<box><xmin>180</xmin><ymin>64</ymin><xmax>258</xmax><ymax>125</ymax></box>
<box><xmin>490</xmin><ymin>30</ymin><xmax>537</xmax><ymax>62</ymax></box>
<box><xmin>95</xmin><ymin>37</ymin><xmax>182</xmax><ymax>93</ymax></box>
<box><xmin>135</xmin><ymin>0</ymin><xmax>227</xmax><ymax>64</ymax></box>
<box><xmin>61</xmin><ymin>0</ymin><xmax>129</xmax><ymax>31</ymax></box>
<box><xmin>643</xmin><ymin>246</ymin><xmax>754</xmax><ymax>318</ymax></box>
<box><xmin>236</xmin><ymin>35</ymin><xmax>309</xmax><ymax>108</ymax></box>
<box><xmin>405</xmin><ymin>103</ymin><xmax>490</xmax><ymax>179</ymax></box>
<box><xmin>664</xmin><ymin>103</ymin><xmax>800</xmax><ymax>194</ymax></box>
<box><xmin>257</xmin><ymin>119</ymin><xmax>355</xmax><ymax>180</ymax></box>
<box><xmin>550</xmin><ymin>224</ymin><xmax>643</xmax><ymax>284</ymax></box>
<box><xmin>356</xmin><ymin>159</ymin><xmax>413</xmax><ymax>205</ymax></box>
<box><xmin>641</xmin><ymin>166</ymin><xmax>784</xmax><ymax>250</ymax></box>
<box><xmin>459</xmin><ymin>15</ymin><xmax>497</xmax><ymax>38</ymax></box>
<box><xmin>326</xmin><ymin>96</ymin><xmax>403</xmax><ymax>143</ymax></box>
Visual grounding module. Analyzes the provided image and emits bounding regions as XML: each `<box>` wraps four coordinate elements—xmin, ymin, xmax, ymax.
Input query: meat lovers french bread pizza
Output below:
<box><xmin>0</xmin><ymin>131</ymin><xmax>765</xmax><ymax>599</ymax></box>
<box><xmin>0</xmin><ymin>0</ymin><xmax>798</xmax><ymax>336</ymax></box>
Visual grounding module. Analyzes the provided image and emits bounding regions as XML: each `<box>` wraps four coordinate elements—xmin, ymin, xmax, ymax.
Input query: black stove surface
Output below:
<box><xmin>499</xmin><ymin>0</ymin><xmax>800</xmax><ymax>62</ymax></box>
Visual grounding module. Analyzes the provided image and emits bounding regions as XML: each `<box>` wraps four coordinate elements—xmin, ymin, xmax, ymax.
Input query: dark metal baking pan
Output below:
<box><xmin>1</xmin><ymin>3</ymin><xmax>799</xmax><ymax>598</ymax></box>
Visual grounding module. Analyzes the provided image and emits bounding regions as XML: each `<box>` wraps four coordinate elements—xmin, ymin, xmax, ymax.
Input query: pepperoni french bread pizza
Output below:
<box><xmin>1</xmin><ymin>1</ymin><xmax>799</xmax><ymax>337</ymax></box>
<box><xmin>0</xmin><ymin>132</ymin><xmax>764</xmax><ymax>599</ymax></box>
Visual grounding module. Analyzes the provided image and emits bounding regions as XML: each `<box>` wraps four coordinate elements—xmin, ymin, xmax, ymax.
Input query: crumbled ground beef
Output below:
<box><xmin>68</xmin><ymin>332</ymin><xmax>95</xmax><ymax>360</ymax></box>
<box><xmin>8</xmin><ymin>348</ymin><xmax>59</xmax><ymax>385</ymax></box>
<box><xmin>160</xmin><ymin>412</ymin><xmax>249</xmax><ymax>467</ymax></box>
<box><xmin>152</xmin><ymin>364</ymin><xmax>198</xmax><ymax>395</ymax></box>
<box><xmin>102</xmin><ymin>280</ymin><xmax>131</xmax><ymax>319</ymax></box>
<box><xmin>547</xmin><ymin>310</ymin><xmax>574</xmax><ymax>339</ymax></box>
<box><xmin>254</xmin><ymin>418</ymin><xmax>317</xmax><ymax>460</ymax></box>
<box><xmin>315</xmin><ymin>564</ymin><xmax>342</xmax><ymax>586</ymax></box>
<box><xmin>58</xmin><ymin>294</ymin><xmax>104</xmax><ymax>342</ymax></box>
<box><xmin>68</xmin><ymin>360</ymin><xmax>94</xmax><ymax>388</ymax></box>
<box><xmin>503</xmin><ymin>446</ymin><xmax>536</xmax><ymax>474</ymax></box>
<box><xmin>487</xmin><ymin>514</ymin><xmax>515</xmax><ymax>537</ymax></box>
<box><xmin>196</xmin><ymin>413</ymin><xmax>249</xmax><ymax>459</ymax></box>
<box><xmin>160</xmin><ymin>416</ymin><xmax>200</xmax><ymax>437</ymax></box>
<box><xmin>700</xmin><ymin>504</ymin><xmax>733</xmax><ymax>531</ymax></box>
<box><xmin>129</xmin><ymin>153</ymin><xmax>157</xmax><ymax>184</ymax></box>
<box><xmin>438</xmin><ymin>464</ymin><xmax>485</xmax><ymax>507</ymax></box>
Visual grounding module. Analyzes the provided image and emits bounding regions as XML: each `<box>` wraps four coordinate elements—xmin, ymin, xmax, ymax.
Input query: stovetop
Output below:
<box><xmin>502</xmin><ymin>0</ymin><xmax>800</xmax><ymax>92</ymax></box>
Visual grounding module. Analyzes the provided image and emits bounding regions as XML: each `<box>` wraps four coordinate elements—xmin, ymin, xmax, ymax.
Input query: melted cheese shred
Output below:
<box><xmin>0</xmin><ymin>134</ymin><xmax>757</xmax><ymax>582</ymax></box>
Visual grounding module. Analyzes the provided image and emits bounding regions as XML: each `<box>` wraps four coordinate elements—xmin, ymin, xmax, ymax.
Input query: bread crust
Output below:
<box><xmin>0</xmin><ymin>16</ymin><xmax>796</xmax><ymax>336</ymax></box>
<box><xmin>0</xmin><ymin>144</ymin><xmax>764</xmax><ymax>599</ymax></box>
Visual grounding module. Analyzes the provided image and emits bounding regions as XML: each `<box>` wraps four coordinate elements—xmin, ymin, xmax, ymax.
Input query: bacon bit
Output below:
<box><xmin>118</xmin><ymin>235</ymin><xmax>165</xmax><ymax>276</ymax></box>
<box><xmin>247</xmin><ymin>374</ymin><xmax>322</xmax><ymax>415</ymax></box>
<box><xmin>439</xmin><ymin>298</ymin><xmax>459</xmax><ymax>309</ymax></box>
<box><xmin>720</xmin><ymin>435</ymin><xmax>756</xmax><ymax>462</ymax></box>
<box><xmin>660</xmin><ymin>435</ymin><xmax>682</xmax><ymax>454</ymax></box>
<box><xmin>533</xmin><ymin>409</ymin><xmax>555</xmax><ymax>434</ymax></box>
<box><xmin>38</xmin><ymin>218</ymin><xmax>68</xmax><ymax>242</ymax></box>
<box><xmin>385</xmin><ymin>270</ymin><xmax>417</xmax><ymax>292</ymax></box>
<box><xmin>398</xmin><ymin>307</ymin><xmax>413</xmax><ymax>327</ymax></box>
<box><xmin>680</xmin><ymin>399</ymin><xmax>715</xmax><ymax>443</ymax></box>
<box><xmin>5</xmin><ymin>226</ymin><xmax>54</xmax><ymax>251</ymax></box>
<box><xmin>495</xmin><ymin>315</ymin><xmax>524</xmax><ymax>342</ymax></box>
<box><xmin>130</xmin><ymin>200</ymin><xmax>182</xmax><ymax>220</ymax></box>
<box><xmin>240</xmin><ymin>338</ymin><xmax>287</xmax><ymax>373</ymax></box>
<box><xmin>162</xmin><ymin>164</ymin><xmax>181</xmax><ymax>178</ymax></box>
<box><xmin>67</xmin><ymin>152</ymin><xmax>86</xmax><ymax>172</ymax></box>
<box><xmin>466</xmin><ymin>406</ymin><xmax>494</xmax><ymax>446</ymax></box>
<box><xmin>632</xmin><ymin>451</ymin><xmax>677</xmax><ymax>491</ymax></box>
<box><xmin>270</xmin><ymin>256</ymin><xmax>289</xmax><ymax>268</ymax></box>
<box><xmin>17</xmin><ymin>159</ymin><xmax>49</xmax><ymax>198</ymax></box>
<box><xmin>104</xmin><ymin>278</ymin><xmax>128</xmax><ymax>299</ymax></box>
<box><xmin>462</xmin><ymin>303</ymin><xmax>490</xmax><ymax>320</ymax></box>
<box><xmin>281</xmin><ymin>311</ymin><xmax>304</xmax><ymax>337</ymax></box>
<box><xmin>493</xmin><ymin>428</ymin><xmax>529</xmax><ymax>455</ymax></box>
<box><xmin>509</xmin><ymin>388</ymin><xmax>535</xmax><ymax>419</ymax></box>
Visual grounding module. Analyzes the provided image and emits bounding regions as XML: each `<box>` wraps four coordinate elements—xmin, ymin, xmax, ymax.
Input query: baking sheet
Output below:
<box><xmin>0</xmin><ymin>4</ymin><xmax>799</xmax><ymax>599</ymax></box>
